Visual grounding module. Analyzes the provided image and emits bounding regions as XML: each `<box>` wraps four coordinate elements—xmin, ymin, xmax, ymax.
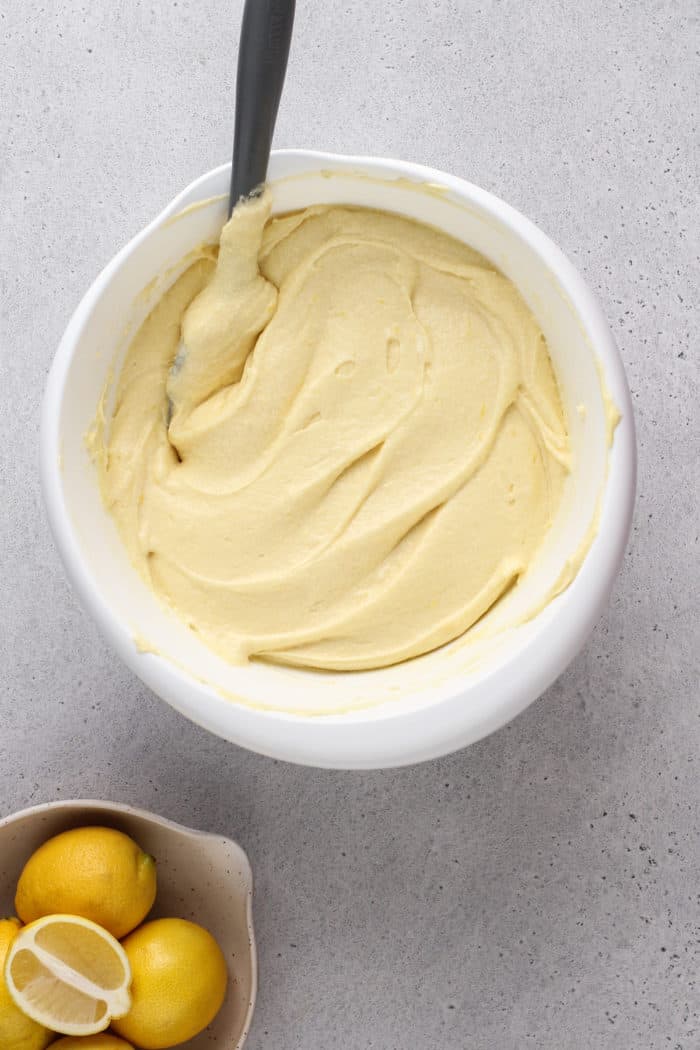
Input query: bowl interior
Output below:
<box><xmin>46</xmin><ymin>152</ymin><xmax>624</xmax><ymax>724</ymax></box>
<box><xmin>0</xmin><ymin>802</ymin><xmax>256</xmax><ymax>1049</ymax></box>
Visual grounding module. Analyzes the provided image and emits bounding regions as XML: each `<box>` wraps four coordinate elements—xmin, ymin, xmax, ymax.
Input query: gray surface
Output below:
<box><xmin>1</xmin><ymin>1</ymin><xmax>698</xmax><ymax>1047</ymax></box>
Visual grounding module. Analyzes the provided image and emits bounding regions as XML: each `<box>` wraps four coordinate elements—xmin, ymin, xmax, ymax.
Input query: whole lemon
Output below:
<box><xmin>51</xmin><ymin>1039</ymin><xmax>134</xmax><ymax>1050</ymax></box>
<box><xmin>0</xmin><ymin>917</ymin><xmax>53</xmax><ymax>1050</ymax></box>
<box><xmin>15</xmin><ymin>826</ymin><xmax>156</xmax><ymax>939</ymax></box>
<box><xmin>112</xmin><ymin>918</ymin><xmax>228</xmax><ymax>1049</ymax></box>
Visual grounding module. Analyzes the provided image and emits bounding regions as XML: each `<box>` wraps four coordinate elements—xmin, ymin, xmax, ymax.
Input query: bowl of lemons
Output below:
<box><xmin>0</xmin><ymin>800</ymin><xmax>256</xmax><ymax>1049</ymax></box>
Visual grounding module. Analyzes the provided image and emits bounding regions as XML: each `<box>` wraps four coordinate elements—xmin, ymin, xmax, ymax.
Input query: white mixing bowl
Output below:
<box><xmin>41</xmin><ymin>151</ymin><xmax>636</xmax><ymax>769</ymax></box>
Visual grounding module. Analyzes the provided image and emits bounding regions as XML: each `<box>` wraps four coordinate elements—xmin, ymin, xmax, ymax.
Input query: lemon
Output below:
<box><xmin>15</xmin><ymin>826</ymin><xmax>156</xmax><ymax>939</ymax></box>
<box><xmin>51</xmin><ymin>1037</ymin><xmax>134</xmax><ymax>1050</ymax></box>
<box><xmin>0</xmin><ymin>918</ymin><xmax>53</xmax><ymax>1050</ymax></box>
<box><xmin>4</xmin><ymin>914</ymin><xmax>132</xmax><ymax>1036</ymax></box>
<box><xmin>112</xmin><ymin>918</ymin><xmax>227</xmax><ymax>1049</ymax></box>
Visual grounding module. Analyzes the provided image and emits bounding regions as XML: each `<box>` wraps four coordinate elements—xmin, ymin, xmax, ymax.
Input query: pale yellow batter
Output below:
<box><xmin>97</xmin><ymin>194</ymin><xmax>570</xmax><ymax>670</ymax></box>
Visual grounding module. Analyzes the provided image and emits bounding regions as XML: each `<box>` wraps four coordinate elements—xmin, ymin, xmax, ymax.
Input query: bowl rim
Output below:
<box><xmin>40</xmin><ymin>149</ymin><xmax>637</xmax><ymax>769</ymax></box>
<box><xmin>0</xmin><ymin>798</ymin><xmax>257</xmax><ymax>1049</ymax></box>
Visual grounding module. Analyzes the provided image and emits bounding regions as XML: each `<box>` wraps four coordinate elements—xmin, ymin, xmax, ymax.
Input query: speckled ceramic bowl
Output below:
<box><xmin>41</xmin><ymin>151</ymin><xmax>636</xmax><ymax>768</ymax></box>
<box><xmin>0</xmin><ymin>800</ymin><xmax>256</xmax><ymax>1049</ymax></box>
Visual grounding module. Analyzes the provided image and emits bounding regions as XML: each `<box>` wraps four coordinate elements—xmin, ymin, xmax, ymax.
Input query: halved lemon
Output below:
<box><xmin>4</xmin><ymin>914</ymin><xmax>132</xmax><ymax>1036</ymax></box>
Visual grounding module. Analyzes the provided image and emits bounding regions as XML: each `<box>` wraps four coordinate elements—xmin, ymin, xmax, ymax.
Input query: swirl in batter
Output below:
<box><xmin>99</xmin><ymin>194</ymin><xmax>570</xmax><ymax>670</ymax></box>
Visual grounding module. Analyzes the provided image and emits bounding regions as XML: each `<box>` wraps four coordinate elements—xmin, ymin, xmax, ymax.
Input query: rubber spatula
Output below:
<box><xmin>167</xmin><ymin>0</ymin><xmax>295</xmax><ymax>423</ymax></box>
<box><xmin>229</xmin><ymin>0</ymin><xmax>296</xmax><ymax>214</ymax></box>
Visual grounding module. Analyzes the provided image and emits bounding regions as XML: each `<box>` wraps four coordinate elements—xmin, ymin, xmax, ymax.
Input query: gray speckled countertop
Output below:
<box><xmin>1</xmin><ymin>2</ymin><xmax>698</xmax><ymax>1047</ymax></box>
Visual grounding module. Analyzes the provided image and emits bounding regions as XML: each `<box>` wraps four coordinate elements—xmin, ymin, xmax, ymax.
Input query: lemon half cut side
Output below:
<box><xmin>4</xmin><ymin>914</ymin><xmax>132</xmax><ymax>1037</ymax></box>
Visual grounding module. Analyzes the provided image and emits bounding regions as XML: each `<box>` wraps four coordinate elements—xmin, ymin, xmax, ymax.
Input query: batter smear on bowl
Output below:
<box><xmin>96</xmin><ymin>193</ymin><xmax>570</xmax><ymax>670</ymax></box>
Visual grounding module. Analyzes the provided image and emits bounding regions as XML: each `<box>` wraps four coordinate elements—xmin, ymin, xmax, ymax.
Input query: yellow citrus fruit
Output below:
<box><xmin>51</xmin><ymin>1037</ymin><xmax>134</xmax><ymax>1050</ymax></box>
<box><xmin>15</xmin><ymin>827</ymin><xmax>156</xmax><ymax>939</ymax></box>
<box><xmin>112</xmin><ymin>918</ymin><xmax>227</xmax><ymax>1049</ymax></box>
<box><xmin>51</xmin><ymin>1039</ymin><xmax>134</xmax><ymax>1050</ymax></box>
<box><xmin>0</xmin><ymin>918</ymin><xmax>53</xmax><ymax>1050</ymax></box>
<box><xmin>4</xmin><ymin>914</ymin><xmax>132</xmax><ymax>1036</ymax></box>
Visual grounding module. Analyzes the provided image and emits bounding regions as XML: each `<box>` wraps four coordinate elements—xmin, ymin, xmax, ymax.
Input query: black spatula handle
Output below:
<box><xmin>229</xmin><ymin>0</ymin><xmax>296</xmax><ymax>215</ymax></box>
